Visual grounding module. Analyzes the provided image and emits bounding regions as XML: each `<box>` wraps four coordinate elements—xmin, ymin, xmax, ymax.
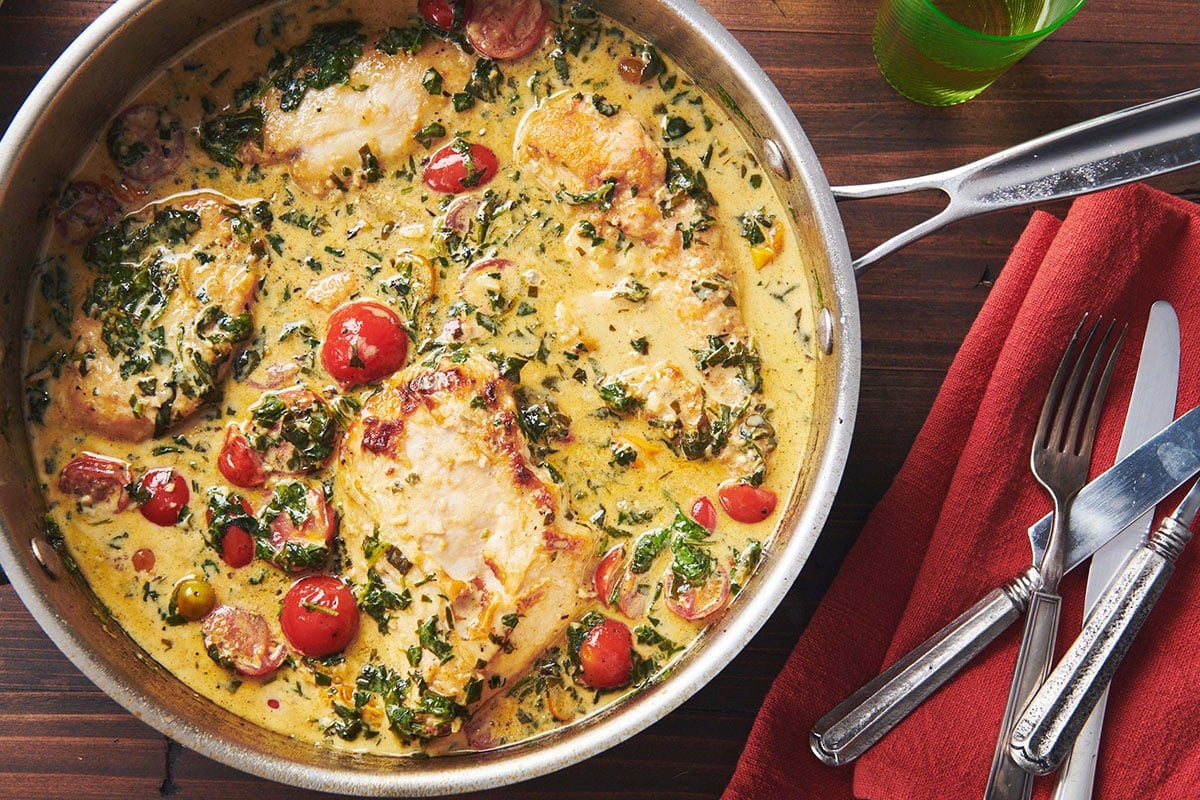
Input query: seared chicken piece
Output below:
<box><xmin>517</xmin><ymin>93</ymin><xmax>770</xmax><ymax>468</ymax></box>
<box><xmin>515</xmin><ymin>92</ymin><xmax>666</xmax><ymax>241</ymax></box>
<box><xmin>337</xmin><ymin>356</ymin><xmax>593</xmax><ymax>731</ymax></box>
<box><xmin>259</xmin><ymin>41</ymin><xmax>472</xmax><ymax>195</ymax></box>
<box><xmin>61</xmin><ymin>192</ymin><xmax>264</xmax><ymax>441</ymax></box>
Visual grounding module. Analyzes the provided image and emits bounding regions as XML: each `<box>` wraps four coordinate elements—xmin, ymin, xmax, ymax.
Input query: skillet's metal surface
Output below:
<box><xmin>0</xmin><ymin>0</ymin><xmax>857</xmax><ymax>794</ymax></box>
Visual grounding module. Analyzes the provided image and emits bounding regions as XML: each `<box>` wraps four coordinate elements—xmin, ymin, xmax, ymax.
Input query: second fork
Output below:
<box><xmin>984</xmin><ymin>316</ymin><xmax>1125</xmax><ymax>800</ymax></box>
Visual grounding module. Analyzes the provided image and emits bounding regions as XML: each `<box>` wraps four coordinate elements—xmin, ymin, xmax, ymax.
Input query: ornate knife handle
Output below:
<box><xmin>1009</xmin><ymin>517</ymin><xmax>1193</xmax><ymax>775</ymax></box>
<box><xmin>810</xmin><ymin>567</ymin><xmax>1040</xmax><ymax>766</ymax></box>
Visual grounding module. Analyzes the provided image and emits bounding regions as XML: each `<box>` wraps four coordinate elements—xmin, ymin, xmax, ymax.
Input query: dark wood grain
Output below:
<box><xmin>2</xmin><ymin>0</ymin><xmax>1198</xmax><ymax>797</ymax></box>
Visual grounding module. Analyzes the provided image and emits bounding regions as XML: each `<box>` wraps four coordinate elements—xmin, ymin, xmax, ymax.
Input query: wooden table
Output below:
<box><xmin>1</xmin><ymin>1</ymin><xmax>1196</xmax><ymax>797</ymax></box>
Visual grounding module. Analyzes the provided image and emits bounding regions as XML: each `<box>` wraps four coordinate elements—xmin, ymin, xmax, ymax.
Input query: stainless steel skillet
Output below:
<box><xmin>0</xmin><ymin>0</ymin><xmax>1197</xmax><ymax>795</ymax></box>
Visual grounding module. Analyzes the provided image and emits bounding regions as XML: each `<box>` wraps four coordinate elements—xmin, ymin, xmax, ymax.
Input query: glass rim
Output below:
<box><xmin>919</xmin><ymin>0</ymin><xmax>1088</xmax><ymax>42</ymax></box>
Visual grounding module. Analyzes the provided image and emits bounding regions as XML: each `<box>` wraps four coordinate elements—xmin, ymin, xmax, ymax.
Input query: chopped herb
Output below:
<box><xmin>414</xmin><ymin>122</ymin><xmax>446</xmax><ymax>149</ymax></box>
<box><xmin>198</xmin><ymin>109</ymin><xmax>264</xmax><ymax>169</ymax></box>
<box><xmin>267</xmin><ymin>22</ymin><xmax>366</xmax><ymax>112</ymax></box>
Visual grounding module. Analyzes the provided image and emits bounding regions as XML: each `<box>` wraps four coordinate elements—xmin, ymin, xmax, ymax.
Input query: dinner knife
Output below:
<box><xmin>810</xmin><ymin>403</ymin><xmax>1200</xmax><ymax>767</ymax></box>
<box><xmin>1011</xmin><ymin>476</ymin><xmax>1200</xmax><ymax>774</ymax></box>
<box><xmin>1053</xmin><ymin>301</ymin><xmax>1179</xmax><ymax>800</ymax></box>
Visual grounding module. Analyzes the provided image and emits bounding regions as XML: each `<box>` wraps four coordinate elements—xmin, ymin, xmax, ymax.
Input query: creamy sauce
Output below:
<box><xmin>23</xmin><ymin>0</ymin><xmax>820</xmax><ymax>754</ymax></box>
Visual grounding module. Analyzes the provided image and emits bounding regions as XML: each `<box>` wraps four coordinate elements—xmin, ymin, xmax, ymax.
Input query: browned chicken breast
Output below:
<box><xmin>258</xmin><ymin>40</ymin><xmax>473</xmax><ymax>195</ymax></box>
<box><xmin>57</xmin><ymin>192</ymin><xmax>265</xmax><ymax>441</ymax></box>
<box><xmin>336</xmin><ymin>355</ymin><xmax>594</xmax><ymax>731</ymax></box>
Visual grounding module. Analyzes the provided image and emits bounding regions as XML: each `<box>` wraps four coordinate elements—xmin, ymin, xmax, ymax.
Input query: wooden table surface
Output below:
<box><xmin>1</xmin><ymin>1</ymin><xmax>1197</xmax><ymax>797</ymax></box>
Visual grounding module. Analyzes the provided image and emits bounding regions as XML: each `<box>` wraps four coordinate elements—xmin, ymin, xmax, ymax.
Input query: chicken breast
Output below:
<box><xmin>516</xmin><ymin>93</ymin><xmax>770</xmax><ymax>470</ymax></box>
<box><xmin>61</xmin><ymin>192</ymin><xmax>264</xmax><ymax>441</ymax></box>
<box><xmin>515</xmin><ymin>92</ymin><xmax>666</xmax><ymax>242</ymax></box>
<box><xmin>337</xmin><ymin>356</ymin><xmax>593</xmax><ymax>728</ymax></box>
<box><xmin>259</xmin><ymin>40</ymin><xmax>472</xmax><ymax>195</ymax></box>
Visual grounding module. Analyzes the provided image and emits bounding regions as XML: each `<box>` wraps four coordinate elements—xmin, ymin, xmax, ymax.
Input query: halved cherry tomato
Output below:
<box><xmin>280</xmin><ymin>575</ymin><xmax>360</xmax><ymax>658</ymax></box>
<box><xmin>419</xmin><ymin>0</ymin><xmax>471</xmax><ymax>30</ymax></box>
<box><xmin>321</xmin><ymin>301</ymin><xmax>409</xmax><ymax>388</ymax></box>
<box><xmin>217</xmin><ymin>425</ymin><xmax>266</xmax><ymax>487</ymax></box>
<box><xmin>717</xmin><ymin>483</ymin><xmax>777</xmax><ymax>523</ymax></box>
<box><xmin>423</xmin><ymin>141</ymin><xmax>499</xmax><ymax>194</ymax></box>
<box><xmin>689</xmin><ymin>496</ymin><xmax>718</xmax><ymax>532</ymax></box>
<box><xmin>593</xmin><ymin>545</ymin><xmax>625</xmax><ymax>605</ymax></box>
<box><xmin>466</xmin><ymin>0</ymin><xmax>548</xmax><ymax>60</ymax></box>
<box><xmin>578</xmin><ymin>618</ymin><xmax>633</xmax><ymax>689</ymax></box>
<box><xmin>616</xmin><ymin>567</ymin><xmax>648</xmax><ymax>619</ymax></box>
<box><xmin>664</xmin><ymin>567</ymin><xmax>731</xmax><ymax>622</ymax></box>
<box><xmin>260</xmin><ymin>483</ymin><xmax>337</xmax><ymax>573</ymax></box>
<box><xmin>58</xmin><ymin>452</ymin><xmax>132</xmax><ymax>512</ymax></box>
<box><xmin>202</xmin><ymin>605</ymin><xmax>288</xmax><ymax>677</ymax></box>
<box><xmin>136</xmin><ymin>468</ymin><xmax>189</xmax><ymax>526</ymax></box>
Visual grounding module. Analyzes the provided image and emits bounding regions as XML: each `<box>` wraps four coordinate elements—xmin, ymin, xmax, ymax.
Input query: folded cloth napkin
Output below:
<box><xmin>723</xmin><ymin>183</ymin><xmax>1200</xmax><ymax>800</ymax></box>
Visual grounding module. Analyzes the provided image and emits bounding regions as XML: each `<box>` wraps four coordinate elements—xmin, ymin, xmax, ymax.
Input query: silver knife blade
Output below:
<box><xmin>1053</xmin><ymin>301</ymin><xmax>1180</xmax><ymax>800</ymax></box>
<box><xmin>1030</xmin><ymin>402</ymin><xmax>1200</xmax><ymax>572</ymax></box>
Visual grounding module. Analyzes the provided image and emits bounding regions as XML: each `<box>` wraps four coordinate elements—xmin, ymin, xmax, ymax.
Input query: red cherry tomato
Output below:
<box><xmin>664</xmin><ymin>568</ymin><xmax>731</xmax><ymax>622</ymax></box>
<box><xmin>578</xmin><ymin>618</ymin><xmax>633</xmax><ymax>689</ymax></box>
<box><xmin>689</xmin><ymin>496</ymin><xmax>717</xmax><ymax>532</ymax></box>
<box><xmin>131</xmin><ymin>548</ymin><xmax>156</xmax><ymax>572</ymax></box>
<box><xmin>220</xmin><ymin>527</ymin><xmax>255</xmax><ymax>569</ymax></box>
<box><xmin>593</xmin><ymin>545</ymin><xmax>625</xmax><ymax>605</ymax></box>
<box><xmin>217</xmin><ymin>426</ymin><xmax>266</xmax><ymax>488</ymax></box>
<box><xmin>717</xmin><ymin>483</ymin><xmax>778</xmax><ymax>523</ymax></box>
<box><xmin>419</xmin><ymin>0</ymin><xmax>471</xmax><ymax>30</ymax></box>
<box><xmin>206</xmin><ymin>496</ymin><xmax>256</xmax><ymax>568</ymax></box>
<box><xmin>466</xmin><ymin>0</ymin><xmax>548</xmax><ymax>60</ymax></box>
<box><xmin>58</xmin><ymin>452</ymin><xmax>132</xmax><ymax>512</ymax></box>
<box><xmin>321</xmin><ymin>301</ymin><xmax>410</xmax><ymax>388</ymax></box>
<box><xmin>280</xmin><ymin>575</ymin><xmax>360</xmax><ymax>658</ymax></box>
<box><xmin>137</xmin><ymin>468</ymin><xmax>189</xmax><ymax>526</ymax></box>
<box><xmin>423</xmin><ymin>141</ymin><xmax>500</xmax><ymax>194</ymax></box>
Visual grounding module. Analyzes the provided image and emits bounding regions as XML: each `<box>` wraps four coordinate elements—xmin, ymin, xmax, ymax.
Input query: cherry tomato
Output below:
<box><xmin>578</xmin><ymin>618</ymin><xmax>633</xmax><ymax>689</ymax></box>
<box><xmin>664</xmin><ymin>568</ymin><xmax>731</xmax><ymax>622</ymax></box>
<box><xmin>131</xmin><ymin>548</ymin><xmax>156</xmax><ymax>572</ymax></box>
<box><xmin>280</xmin><ymin>575</ymin><xmax>360</xmax><ymax>658</ymax></box>
<box><xmin>137</xmin><ymin>468</ymin><xmax>189</xmax><ymax>526</ymax></box>
<box><xmin>423</xmin><ymin>141</ymin><xmax>500</xmax><ymax>194</ymax></box>
<box><xmin>593</xmin><ymin>545</ymin><xmax>625</xmax><ymax>605</ymax></box>
<box><xmin>689</xmin><ymin>496</ymin><xmax>717</xmax><ymax>532</ymax></box>
<box><xmin>466</xmin><ymin>0</ymin><xmax>548</xmax><ymax>60</ymax></box>
<box><xmin>205</xmin><ymin>494</ymin><xmax>256</xmax><ymax>567</ymax></box>
<box><xmin>55</xmin><ymin>181</ymin><xmax>119</xmax><ymax>244</ymax></box>
<box><xmin>171</xmin><ymin>577</ymin><xmax>216</xmax><ymax>622</ymax></box>
<box><xmin>616</xmin><ymin>566</ymin><xmax>648</xmax><ymax>619</ymax></box>
<box><xmin>321</xmin><ymin>301</ymin><xmax>410</xmax><ymax>388</ymax></box>
<box><xmin>261</xmin><ymin>483</ymin><xmax>337</xmax><ymax>573</ymax></box>
<box><xmin>217</xmin><ymin>426</ymin><xmax>266</xmax><ymax>487</ymax></box>
<box><xmin>220</xmin><ymin>527</ymin><xmax>256</xmax><ymax>569</ymax></box>
<box><xmin>202</xmin><ymin>605</ymin><xmax>288</xmax><ymax>677</ymax></box>
<box><xmin>717</xmin><ymin>483</ymin><xmax>778</xmax><ymax>523</ymax></box>
<box><xmin>419</xmin><ymin>0</ymin><xmax>470</xmax><ymax>30</ymax></box>
<box><xmin>58</xmin><ymin>452</ymin><xmax>132</xmax><ymax>512</ymax></box>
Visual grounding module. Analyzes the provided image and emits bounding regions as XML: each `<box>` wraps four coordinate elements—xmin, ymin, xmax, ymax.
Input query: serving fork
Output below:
<box><xmin>985</xmin><ymin>316</ymin><xmax>1125</xmax><ymax>800</ymax></box>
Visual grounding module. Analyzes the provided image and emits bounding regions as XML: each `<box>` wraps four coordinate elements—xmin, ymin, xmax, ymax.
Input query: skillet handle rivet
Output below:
<box><xmin>31</xmin><ymin>538</ymin><xmax>57</xmax><ymax>579</ymax></box>
<box><xmin>762</xmin><ymin>139</ymin><xmax>791</xmax><ymax>180</ymax></box>
<box><xmin>817</xmin><ymin>307</ymin><xmax>835</xmax><ymax>355</ymax></box>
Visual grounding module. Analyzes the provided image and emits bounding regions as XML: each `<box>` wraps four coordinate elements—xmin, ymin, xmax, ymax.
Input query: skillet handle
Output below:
<box><xmin>810</xmin><ymin>566</ymin><xmax>1039</xmax><ymax>766</ymax></box>
<box><xmin>833</xmin><ymin>88</ymin><xmax>1200</xmax><ymax>277</ymax></box>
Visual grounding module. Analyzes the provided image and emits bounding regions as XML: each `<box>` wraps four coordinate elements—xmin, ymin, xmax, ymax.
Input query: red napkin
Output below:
<box><xmin>723</xmin><ymin>183</ymin><xmax>1200</xmax><ymax>800</ymax></box>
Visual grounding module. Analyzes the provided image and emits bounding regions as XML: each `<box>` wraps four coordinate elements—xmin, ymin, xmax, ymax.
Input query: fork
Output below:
<box><xmin>984</xmin><ymin>316</ymin><xmax>1125</xmax><ymax>800</ymax></box>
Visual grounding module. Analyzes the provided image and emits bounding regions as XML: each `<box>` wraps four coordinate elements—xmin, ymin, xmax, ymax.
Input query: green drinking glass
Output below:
<box><xmin>873</xmin><ymin>0</ymin><xmax>1086</xmax><ymax>106</ymax></box>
